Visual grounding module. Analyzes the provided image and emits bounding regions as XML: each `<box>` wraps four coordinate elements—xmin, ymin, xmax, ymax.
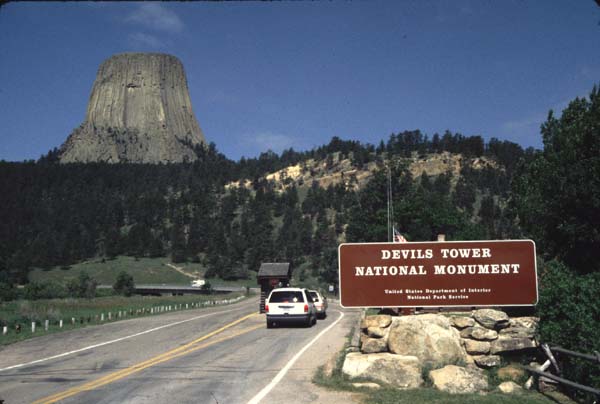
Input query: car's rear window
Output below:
<box><xmin>269</xmin><ymin>291</ymin><xmax>305</xmax><ymax>303</ymax></box>
<box><xmin>309</xmin><ymin>292</ymin><xmax>319</xmax><ymax>302</ymax></box>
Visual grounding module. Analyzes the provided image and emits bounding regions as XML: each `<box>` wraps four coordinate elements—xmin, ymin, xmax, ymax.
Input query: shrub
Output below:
<box><xmin>201</xmin><ymin>281</ymin><xmax>212</xmax><ymax>293</ymax></box>
<box><xmin>0</xmin><ymin>282</ymin><xmax>16</xmax><ymax>301</ymax></box>
<box><xmin>113</xmin><ymin>271</ymin><xmax>135</xmax><ymax>297</ymax></box>
<box><xmin>23</xmin><ymin>281</ymin><xmax>67</xmax><ymax>300</ymax></box>
<box><xmin>536</xmin><ymin>260</ymin><xmax>600</xmax><ymax>397</ymax></box>
<box><xmin>66</xmin><ymin>272</ymin><xmax>97</xmax><ymax>298</ymax></box>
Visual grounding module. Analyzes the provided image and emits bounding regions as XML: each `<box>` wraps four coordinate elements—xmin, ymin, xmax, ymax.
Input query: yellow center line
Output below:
<box><xmin>32</xmin><ymin>313</ymin><xmax>260</xmax><ymax>404</ymax></box>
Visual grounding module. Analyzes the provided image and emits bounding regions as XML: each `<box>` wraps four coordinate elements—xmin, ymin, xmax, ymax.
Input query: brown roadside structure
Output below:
<box><xmin>257</xmin><ymin>263</ymin><xmax>292</xmax><ymax>313</ymax></box>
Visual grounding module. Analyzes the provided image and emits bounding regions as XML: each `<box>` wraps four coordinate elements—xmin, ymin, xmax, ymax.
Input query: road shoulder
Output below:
<box><xmin>261</xmin><ymin>305</ymin><xmax>365</xmax><ymax>404</ymax></box>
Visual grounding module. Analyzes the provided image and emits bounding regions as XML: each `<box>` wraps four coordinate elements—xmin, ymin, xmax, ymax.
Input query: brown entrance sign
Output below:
<box><xmin>338</xmin><ymin>240</ymin><xmax>537</xmax><ymax>308</ymax></box>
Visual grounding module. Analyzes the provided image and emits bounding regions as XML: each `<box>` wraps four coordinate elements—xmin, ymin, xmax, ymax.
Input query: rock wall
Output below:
<box><xmin>59</xmin><ymin>53</ymin><xmax>205</xmax><ymax>164</ymax></box>
<box><xmin>343</xmin><ymin>309</ymin><xmax>538</xmax><ymax>392</ymax></box>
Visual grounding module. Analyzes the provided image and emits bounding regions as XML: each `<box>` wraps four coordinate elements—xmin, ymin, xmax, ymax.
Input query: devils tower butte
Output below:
<box><xmin>59</xmin><ymin>53</ymin><xmax>206</xmax><ymax>163</ymax></box>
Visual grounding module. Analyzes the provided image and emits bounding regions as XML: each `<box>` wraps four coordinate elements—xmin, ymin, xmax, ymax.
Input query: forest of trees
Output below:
<box><xmin>0</xmin><ymin>86</ymin><xmax>598</xmax><ymax>290</ymax></box>
<box><xmin>0</xmin><ymin>126</ymin><xmax>530</xmax><ymax>291</ymax></box>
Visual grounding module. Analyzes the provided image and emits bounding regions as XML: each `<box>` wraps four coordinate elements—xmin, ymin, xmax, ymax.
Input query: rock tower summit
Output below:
<box><xmin>59</xmin><ymin>53</ymin><xmax>206</xmax><ymax>163</ymax></box>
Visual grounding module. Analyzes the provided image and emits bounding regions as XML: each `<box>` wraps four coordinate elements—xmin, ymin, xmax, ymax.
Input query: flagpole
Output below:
<box><xmin>390</xmin><ymin>163</ymin><xmax>394</xmax><ymax>239</ymax></box>
<box><xmin>387</xmin><ymin>164</ymin><xmax>392</xmax><ymax>242</ymax></box>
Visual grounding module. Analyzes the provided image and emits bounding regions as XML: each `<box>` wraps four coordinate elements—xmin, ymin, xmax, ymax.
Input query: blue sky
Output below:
<box><xmin>1</xmin><ymin>1</ymin><xmax>599</xmax><ymax>162</ymax></box>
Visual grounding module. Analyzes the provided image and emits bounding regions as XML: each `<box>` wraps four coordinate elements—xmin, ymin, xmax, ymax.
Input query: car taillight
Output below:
<box><xmin>304</xmin><ymin>304</ymin><xmax>308</xmax><ymax>313</ymax></box>
<box><xmin>265</xmin><ymin>304</ymin><xmax>269</xmax><ymax>313</ymax></box>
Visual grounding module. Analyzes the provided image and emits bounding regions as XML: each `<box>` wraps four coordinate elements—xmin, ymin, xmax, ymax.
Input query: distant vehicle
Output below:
<box><xmin>190</xmin><ymin>279</ymin><xmax>206</xmax><ymax>288</ymax></box>
<box><xmin>308</xmin><ymin>290</ymin><xmax>328</xmax><ymax>319</ymax></box>
<box><xmin>265</xmin><ymin>287</ymin><xmax>317</xmax><ymax>328</ymax></box>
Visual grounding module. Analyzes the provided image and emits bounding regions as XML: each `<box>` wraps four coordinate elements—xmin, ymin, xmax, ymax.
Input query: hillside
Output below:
<box><xmin>0</xmin><ymin>130</ymin><xmax>525</xmax><ymax>291</ymax></box>
<box><xmin>229</xmin><ymin>151</ymin><xmax>501</xmax><ymax>194</ymax></box>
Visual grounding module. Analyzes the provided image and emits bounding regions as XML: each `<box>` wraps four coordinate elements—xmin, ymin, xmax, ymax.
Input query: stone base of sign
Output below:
<box><xmin>343</xmin><ymin>308</ymin><xmax>539</xmax><ymax>391</ymax></box>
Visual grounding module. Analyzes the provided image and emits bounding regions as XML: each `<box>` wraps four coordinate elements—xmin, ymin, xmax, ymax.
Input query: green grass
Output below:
<box><xmin>360</xmin><ymin>388</ymin><xmax>557</xmax><ymax>404</ymax></box>
<box><xmin>0</xmin><ymin>292</ymin><xmax>246</xmax><ymax>346</ymax></box>
<box><xmin>29</xmin><ymin>256</ymin><xmax>192</xmax><ymax>285</ymax></box>
<box><xmin>28</xmin><ymin>256</ymin><xmax>258</xmax><ymax>287</ymax></box>
<box><xmin>316</xmin><ymin>366</ymin><xmax>556</xmax><ymax>404</ymax></box>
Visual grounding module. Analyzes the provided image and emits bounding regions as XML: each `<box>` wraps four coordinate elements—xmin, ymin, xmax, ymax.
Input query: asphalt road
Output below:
<box><xmin>0</xmin><ymin>298</ymin><xmax>362</xmax><ymax>404</ymax></box>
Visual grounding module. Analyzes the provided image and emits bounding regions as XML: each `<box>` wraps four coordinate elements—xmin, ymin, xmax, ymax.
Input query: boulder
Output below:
<box><xmin>500</xmin><ymin>317</ymin><xmax>538</xmax><ymax>339</ymax></box>
<box><xmin>490</xmin><ymin>337</ymin><xmax>537</xmax><ymax>354</ymax></box>
<box><xmin>388</xmin><ymin>314</ymin><xmax>466</xmax><ymax>367</ymax></box>
<box><xmin>474</xmin><ymin>355</ymin><xmax>502</xmax><ymax>368</ymax></box>
<box><xmin>498</xmin><ymin>381</ymin><xmax>523</xmax><ymax>394</ymax></box>
<box><xmin>429</xmin><ymin>365</ymin><xmax>489</xmax><ymax>394</ymax></box>
<box><xmin>471</xmin><ymin>327</ymin><xmax>499</xmax><ymax>341</ymax></box>
<box><xmin>360</xmin><ymin>334</ymin><xmax>369</xmax><ymax>347</ymax></box>
<box><xmin>510</xmin><ymin>317</ymin><xmax>539</xmax><ymax>329</ymax></box>
<box><xmin>361</xmin><ymin>337</ymin><xmax>388</xmax><ymax>353</ymax></box>
<box><xmin>472</xmin><ymin>309</ymin><xmax>509</xmax><ymax>329</ymax></box>
<box><xmin>361</xmin><ymin>315</ymin><xmax>392</xmax><ymax>329</ymax></box>
<box><xmin>460</xmin><ymin>326</ymin><xmax>498</xmax><ymax>340</ymax></box>
<box><xmin>450</xmin><ymin>316</ymin><xmax>475</xmax><ymax>329</ymax></box>
<box><xmin>499</xmin><ymin>327</ymin><xmax>536</xmax><ymax>339</ymax></box>
<box><xmin>463</xmin><ymin>339</ymin><xmax>491</xmax><ymax>355</ymax></box>
<box><xmin>497</xmin><ymin>365</ymin><xmax>527</xmax><ymax>382</ymax></box>
<box><xmin>342</xmin><ymin>353</ymin><xmax>423</xmax><ymax>389</ymax></box>
<box><xmin>367</xmin><ymin>326</ymin><xmax>388</xmax><ymax>338</ymax></box>
<box><xmin>459</xmin><ymin>327</ymin><xmax>473</xmax><ymax>338</ymax></box>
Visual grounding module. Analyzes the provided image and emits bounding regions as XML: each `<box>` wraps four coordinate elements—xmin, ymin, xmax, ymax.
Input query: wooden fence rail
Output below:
<box><xmin>524</xmin><ymin>343</ymin><xmax>600</xmax><ymax>399</ymax></box>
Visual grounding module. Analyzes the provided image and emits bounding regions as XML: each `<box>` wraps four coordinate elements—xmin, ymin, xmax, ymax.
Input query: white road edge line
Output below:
<box><xmin>0</xmin><ymin>305</ymin><xmax>248</xmax><ymax>373</ymax></box>
<box><xmin>247</xmin><ymin>310</ymin><xmax>345</xmax><ymax>404</ymax></box>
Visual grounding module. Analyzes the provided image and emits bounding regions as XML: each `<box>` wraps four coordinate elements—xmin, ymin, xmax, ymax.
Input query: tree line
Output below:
<box><xmin>1</xmin><ymin>86</ymin><xmax>598</xmax><ymax>287</ymax></box>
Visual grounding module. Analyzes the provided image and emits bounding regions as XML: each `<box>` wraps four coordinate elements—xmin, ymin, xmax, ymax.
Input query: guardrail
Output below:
<box><xmin>524</xmin><ymin>343</ymin><xmax>600</xmax><ymax>399</ymax></box>
<box><xmin>97</xmin><ymin>284</ymin><xmax>259</xmax><ymax>295</ymax></box>
<box><xmin>1</xmin><ymin>295</ymin><xmax>247</xmax><ymax>339</ymax></box>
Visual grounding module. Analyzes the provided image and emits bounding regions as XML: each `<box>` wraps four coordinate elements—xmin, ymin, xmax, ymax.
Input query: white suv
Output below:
<box><xmin>308</xmin><ymin>290</ymin><xmax>328</xmax><ymax>319</ymax></box>
<box><xmin>265</xmin><ymin>288</ymin><xmax>317</xmax><ymax>328</ymax></box>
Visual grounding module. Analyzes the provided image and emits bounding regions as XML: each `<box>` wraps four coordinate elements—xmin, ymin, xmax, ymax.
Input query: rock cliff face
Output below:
<box><xmin>59</xmin><ymin>53</ymin><xmax>205</xmax><ymax>163</ymax></box>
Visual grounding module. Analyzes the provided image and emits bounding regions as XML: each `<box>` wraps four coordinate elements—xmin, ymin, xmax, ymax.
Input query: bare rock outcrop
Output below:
<box><xmin>59</xmin><ymin>53</ymin><xmax>205</xmax><ymax>163</ymax></box>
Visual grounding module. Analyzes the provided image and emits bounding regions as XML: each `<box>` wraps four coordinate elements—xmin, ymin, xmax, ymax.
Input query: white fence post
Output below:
<box><xmin>59</xmin><ymin>320</ymin><xmax>63</xmax><ymax>328</ymax></box>
<box><xmin>2</xmin><ymin>326</ymin><xmax>7</xmax><ymax>335</ymax></box>
<box><xmin>31</xmin><ymin>322</ymin><xmax>36</xmax><ymax>333</ymax></box>
<box><xmin>44</xmin><ymin>320</ymin><xmax>49</xmax><ymax>331</ymax></box>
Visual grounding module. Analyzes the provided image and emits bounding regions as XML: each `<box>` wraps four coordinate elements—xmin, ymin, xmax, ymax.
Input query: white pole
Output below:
<box><xmin>2</xmin><ymin>326</ymin><xmax>7</xmax><ymax>335</ymax></box>
<box><xmin>31</xmin><ymin>322</ymin><xmax>36</xmax><ymax>333</ymax></box>
<box><xmin>44</xmin><ymin>320</ymin><xmax>49</xmax><ymax>331</ymax></box>
<box><xmin>101</xmin><ymin>313</ymin><xmax>104</xmax><ymax>321</ymax></box>
<box><xmin>387</xmin><ymin>165</ymin><xmax>391</xmax><ymax>242</ymax></box>
<box><xmin>59</xmin><ymin>320</ymin><xmax>63</xmax><ymax>328</ymax></box>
